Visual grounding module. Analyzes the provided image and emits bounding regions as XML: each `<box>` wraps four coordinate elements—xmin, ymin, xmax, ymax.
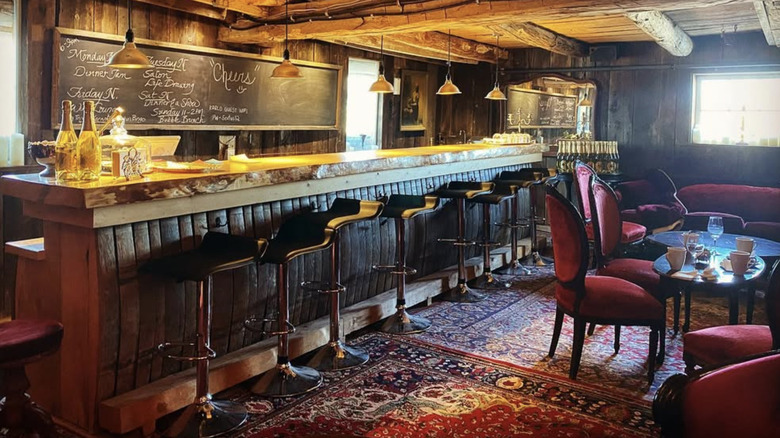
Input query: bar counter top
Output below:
<box><xmin>2</xmin><ymin>143</ymin><xmax>544</xmax><ymax>227</ymax></box>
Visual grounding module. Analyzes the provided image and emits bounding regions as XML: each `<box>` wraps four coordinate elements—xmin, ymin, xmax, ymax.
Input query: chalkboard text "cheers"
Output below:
<box><xmin>210</xmin><ymin>60</ymin><xmax>257</xmax><ymax>94</ymax></box>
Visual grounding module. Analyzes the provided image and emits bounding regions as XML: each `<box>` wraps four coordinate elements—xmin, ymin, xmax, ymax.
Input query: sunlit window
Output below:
<box><xmin>345</xmin><ymin>58</ymin><xmax>381</xmax><ymax>151</ymax></box>
<box><xmin>692</xmin><ymin>73</ymin><xmax>780</xmax><ymax>146</ymax></box>
<box><xmin>0</xmin><ymin>2</ymin><xmax>16</xmax><ymax>137</ymax></box>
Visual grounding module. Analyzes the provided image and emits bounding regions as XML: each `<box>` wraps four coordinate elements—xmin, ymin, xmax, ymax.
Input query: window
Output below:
<box><xmin>692</xmin><ymin>72</ymin><xmax>780</xmax><ymax>146</ymax></box>
<box><xmin>0</xmin><ymin>0</ymin><xmax>16</xmax><ymax>137</ymax></box>
<box><xmin>345</xmin><ymin>58</ymin><xmax>382</xmax><ymax>151</ymax></box>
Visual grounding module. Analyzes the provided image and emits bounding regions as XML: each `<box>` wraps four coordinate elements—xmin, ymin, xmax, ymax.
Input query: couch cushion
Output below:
<box><xmin>584</xmin><ymin>221</ymin><xmax>646</xmax><ymax>244</ymax></box>
<box><xmin>678</xmin><ymin>184</ymin><xmax>780</xmax><ymax>223</ymax></box>
<box><xmin>597</xmin><ymin>258</ymin><xmax>660</xmax><ymax>295</ymax></box>
<box><xmin>684</xmin><ymin>325</ymin><xmax>772</xmax><ymax>366</ymax></box>
<box><xmin>555</xmin><ymin>276</ymin><xmax>663</xmax><ymax>321</ymax></box>
<box><xmin>615</xmin><ymin>180</ymin><xmax>660</xmax><ymax>209</ymax></box>
<box><xmin>744</xmin><ymin>221</ymin><xmax>780</xmax><ymax>242</ymax></box>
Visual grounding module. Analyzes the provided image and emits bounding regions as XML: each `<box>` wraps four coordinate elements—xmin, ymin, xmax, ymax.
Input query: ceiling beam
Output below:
<box><xmin>327</xmin><ymin>32</ymin><xmax>508</xmax><ymax>64</ymax></box>
<box><xmin>135</xmin><ymin>0</ymin><xmax>228</xmax><ymax>20</ymax></box>
<box><xmin>754</xmin><ymin>1</ymin><xmax>779</xmax><ymax>46</ymax></box>
<box><xmin>220</xmin><ymin>0</ymin><xmax>749</xmax><ymax>44</ymax></box>
<box><xmin>492</xmin><ymin>23</ymin><xmax>589</xmax><ymax>57</ymax></box>
<box><xmin>625</xmin><ymin>11</ymin><xmax>694</xmax><ymax>56</ymax></box>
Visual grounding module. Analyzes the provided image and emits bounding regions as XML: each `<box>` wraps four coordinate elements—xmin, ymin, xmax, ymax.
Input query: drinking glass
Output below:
<box><xmin>707</xmin><ymin>216</ymin><xmax>724</xmax><ymax>254</ymax></box>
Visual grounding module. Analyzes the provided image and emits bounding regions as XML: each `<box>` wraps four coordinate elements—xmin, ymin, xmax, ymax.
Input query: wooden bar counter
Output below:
<box><xmin>2</xmin><ymin>143</ymin><xmax>543</xmax><ymax>435</ymax></box>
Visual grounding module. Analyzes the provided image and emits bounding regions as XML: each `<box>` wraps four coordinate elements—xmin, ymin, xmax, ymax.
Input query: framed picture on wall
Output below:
<box><xmin>400</xmin><ymin>70</ymin><xmax>427</xmax><ymax>131</ymax></box>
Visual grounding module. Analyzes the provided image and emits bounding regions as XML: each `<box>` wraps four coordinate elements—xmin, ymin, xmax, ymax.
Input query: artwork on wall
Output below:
<box><xmin>400</xmin><ymin>70</ymin><xmax>427</xmax><ymax>131</ymax></box>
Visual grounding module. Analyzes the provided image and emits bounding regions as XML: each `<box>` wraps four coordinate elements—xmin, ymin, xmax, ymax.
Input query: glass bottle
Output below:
<box><xmin>55</xmin><ymin>100</ymin><xmax>79</xmax><ymax>181</ymax></box>
<box><xmin>77</xmin><ymin>101</ymin><xmax>102</xmax><ymax>181</ymax></box>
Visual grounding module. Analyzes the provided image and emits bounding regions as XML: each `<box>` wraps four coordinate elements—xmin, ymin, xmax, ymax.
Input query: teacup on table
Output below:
<box><xmin>666</xmin><ymin>247</ymin><xmax>687</xmax><ymax>271</ymax></box>
<box><xmin>736</xmin><ymin>237</ymin><xmax>755</xmax><ymax>254</ymax></box>
<box><xmin>729</xmin><ymin>250</ymin><xmax>751</xmax><ymax>275</ymax></box>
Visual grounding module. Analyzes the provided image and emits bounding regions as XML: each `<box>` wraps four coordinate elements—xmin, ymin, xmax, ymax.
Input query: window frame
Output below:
<box><xmin>344</xmin><ymin>57</ymin><xmax>384</xmax><ymax>151</ymax></box>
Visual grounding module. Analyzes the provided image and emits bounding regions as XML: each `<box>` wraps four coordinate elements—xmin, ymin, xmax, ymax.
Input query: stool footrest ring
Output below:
<box><xmin>300</xmin><ymin>280</ymin><xmax>346</xmax><ymax>294</ymax></box>
<box><xmin>494</xmin><ymin>221</ymin><xmax>530</xmax><ymax>229</ymax></box>
<box><xmin>437</xmin><ymin>238</ymin><xmax>476</xmax><ymax>247</ymax></box>
<box><xmin>157</xmin><ymin>341</ymin><xmax>216</xmax><ymax>362</ymax></box>
<box><xmin>372</xmin><ymin>265</ymin><xmax>417</xmax><ymax>276</ymax></box>
<box><xmin>244</xmin><ymin>317</ymin><xmax>296</xmax><ymax>336</ymax></box>
<box><xmin>476</xmin><ymin>240</ymin><xmax>502</xmax><ymax>248</ymax></box>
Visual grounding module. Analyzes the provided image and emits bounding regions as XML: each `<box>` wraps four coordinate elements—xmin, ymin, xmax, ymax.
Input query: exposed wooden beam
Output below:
<box><xmin>626</xmin><ymin>11</ymin><xmax>694</xmax><ymax>56</ymax></box>
<box><xmin>135</xmin><ymin>0</ymin><xmax>228</xmax><ymax>20</ymax></box>
<box><xmin>755</xmin><ymin>1</ymin><xmax>779</xmax><ymax>46</ymax></box>
<box><xmin>328</xmin><ymin>32</ymin><xmax>508</xmax><ymax>64</ymax></box>
<box><xmin>492</xmin><ymin>23</ymin><xmax>589</xmax><ymax>57</ymax></box>
<box><xmin>137</xmin><ymin>0</ymin><xmax>273</xmax><ymax>19</ymax></box>
<box><xmin>220</xmin><ymin>0</ymin><xmax>749</xmax><ymax>44</ymax></box>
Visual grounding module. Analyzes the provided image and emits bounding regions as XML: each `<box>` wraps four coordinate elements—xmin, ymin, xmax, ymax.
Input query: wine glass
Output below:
<box><xmin>687</xmin><ymin>243</ymin><xmax>706</xmax><ymax>279</ymax></box>
<box><xmin>707</xmin><ymin>216</ymin><xmax>724</xmax><ymax>255</ymax></box>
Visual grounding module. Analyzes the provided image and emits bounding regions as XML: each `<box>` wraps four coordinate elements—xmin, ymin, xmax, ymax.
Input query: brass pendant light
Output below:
<box><xmin>437</xmin><ymin>31</ymin><xmax>461</xmax><ymax>95</ymax></box>
<box><xmin>271</xmin><ymin>1</ymin><xmax>303</xmax><ymax>78</ymax></box>
<box><xmin>369</xmin><ymin>36</ymin><xmax>394</xmax><ymax>93</ymax></box>
<box><xmin>485</xmin><ymin>35</ymin><xmax>506</xmax><ymax>100</ymax></box>
<box><xmin>105</xmin><ymin>0</ymin><xmax>153</xmax><ymax>69</ymax></box>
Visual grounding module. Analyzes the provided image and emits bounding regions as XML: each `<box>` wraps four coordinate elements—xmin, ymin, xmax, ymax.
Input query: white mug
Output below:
<box><xmin>735</xmin><ymin>237</ymin><xmax>755</xmax><ymax>254</ymax></box>
<box><xmin>666</xmin><ymin>247</ymin><xmax>687</xmax><ymax>271</ymax></box>
<box><xmin>729</xmin><ymin>250</ymin><xmax>751</xmax><ymax>275</ymax></box>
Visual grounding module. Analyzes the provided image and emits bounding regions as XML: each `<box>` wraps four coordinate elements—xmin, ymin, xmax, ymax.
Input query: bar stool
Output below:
<box><xmin>496</xmin><ymin>169</ymin><xmax>561</xmax><ymax>267</ymax></box>
<box><xmin>306</xmin><ymin>198</ymin><xmax>384</xmax><ymax>371</ymax></box>
<box><xmin>374</xmin><ymin>194</ymin><xmax>439</xmax><ymax>334</ymax></box>
<box><xmin>467</xmin><ymin>182</ymin><xmax>518</xmax><ymax>289</ymax></box>
<box><xmin>0</xmin><ymin>319</ymin><xmax>63</xmax><ymax>438</ymax></box>
<box><xmin>432</xmin><ymin>181</ymin><xmax>494</xmax><ymax>302</ymax></box>
<box><xmin>141</xmin><ymin>232</ymin><xmax>267</xmax><ymax>438</ymax></box>
<box><xmin>247</xmin><ymin>214</ymin><xmax>335</xmax><ymax>397</ymax></box>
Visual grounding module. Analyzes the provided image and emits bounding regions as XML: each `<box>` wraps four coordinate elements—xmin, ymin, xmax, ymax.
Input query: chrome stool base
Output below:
<box><xmin>442</xmin><ymin>283</ymin><xmax>486</xmax><ymax>303</ymax></box>
<box><xmin>521</xmin><ymin>251</ymin><xmax>553</xmax><ymax>267</ymax></box>
<box><xmin>252</xmin><ymin>363</ymin><xmax>323</xmax><ymax>398</ymax></box>
<box><xmin>495</xmin><ymin>261</ymin><xmax>532</xmax><ymax>276</ymax></box>
<box><xmin>163</xmin><ymin>399</ymin><xmax>248</xmax><ymax>438</ymax></box>
<box><xmin>308</xmin><ymin>341</ymin><xmax>369</xmax><ymax>371</ymax></box>
<box><xmin>381</xmin><ymin>309</ymin><xmax>432</xmax><ymax>334</ymax></box>
<box><xmin>467</xmin><ymin>272</ymin><xmax>511</xmax><ymax>290</ymax></box>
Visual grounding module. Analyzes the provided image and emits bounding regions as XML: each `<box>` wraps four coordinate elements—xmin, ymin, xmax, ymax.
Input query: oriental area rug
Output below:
<box><xmin>220</xmin><ymin>267</ymin><xmax>766</xmax><ymax>438</ymax></box>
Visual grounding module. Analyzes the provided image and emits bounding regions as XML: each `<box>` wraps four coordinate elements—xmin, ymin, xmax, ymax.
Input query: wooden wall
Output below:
<box><xmin>21</xmin><ymin>0</ymin><xmax>497</xmax><ymax>159</ymax></box>
<box><xmin>507</xmin><ymin>32</ymin><xmax>780</xmax><ymax>188</ymax></box>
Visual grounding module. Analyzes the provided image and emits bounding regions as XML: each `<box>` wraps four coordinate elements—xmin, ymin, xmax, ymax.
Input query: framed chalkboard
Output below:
<box><xmin>507</xmin><ymin>88</ymin><xmax>577</xmax><ymax>129</ymax></box>
<box><xmin>53</xmin><ymin>28</ymin><xmax>342</xmax><ymax>130</ymax></box>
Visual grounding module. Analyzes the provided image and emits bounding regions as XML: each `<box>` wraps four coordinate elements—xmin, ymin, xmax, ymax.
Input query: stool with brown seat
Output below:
<box><xmin>0</xmin><ymin>319</ymin><xmax>63</xmax><ymax>438</ymax></box>
<box><xmin>374</xmin><ymin>194</ymin><xmax>439</xmax><ymax>333</ymax></box>
<box><xmin>431</xmin><ymin>181</ymin><xmax>494</xmax><ymax>302</ymax></box>
<box><xmin>141</xmin><ymin>232</ymin><xmax>267</xmax><ymax>437</ymax></box>
<box><xmin>305</xmin><ymin>198</ymin><xmax>384</xmax><ymax>371</ymax></box>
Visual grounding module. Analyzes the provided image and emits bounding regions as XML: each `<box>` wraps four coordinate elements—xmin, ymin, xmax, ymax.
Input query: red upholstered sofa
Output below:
<box><xmin>614</xmin><ymin>169</ymin><xmax>687</xmax><ymax>234</ymax></box>
<box><xmin>677</xmin><ymin>184</ymin><xmax>780</xmax><ymax>242</ymax></box>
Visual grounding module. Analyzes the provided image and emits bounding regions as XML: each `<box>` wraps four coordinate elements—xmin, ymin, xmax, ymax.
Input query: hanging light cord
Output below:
<box><xmin>126</xmin><ymin>0</ymin><xmax>134</xmax><ymax>42</ymax></box>
<box><xmin>494</xmin><ymin>35</ymin><xmax>500</xmax><ymax>87</ymax></box>
<box><xmin>446</xmin><ymin>30</ymin><xmax>452</xmax><ymax>79</ymax></box>
<box><xmin>379</xmin><ymin>35</ymin><xmax>385</xmax><ymax>75</ymax></box>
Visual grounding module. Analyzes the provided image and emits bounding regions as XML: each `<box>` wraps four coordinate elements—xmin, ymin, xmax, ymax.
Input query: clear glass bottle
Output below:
<box><xmin>55</xmin><ymin>100</ymin><xmax>79</xmax><ymax>181</ymax></box>
<box><xmin>77</xmin><ymin>101</ymin><xmax>102</xmax><ymax>181</ymax></box>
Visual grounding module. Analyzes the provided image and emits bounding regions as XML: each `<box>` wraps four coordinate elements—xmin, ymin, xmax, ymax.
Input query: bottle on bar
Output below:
<box><xmin>557</xmin><ymin>141</ymin><xmax>567</xmax><ymax>174</ymax></box>
<box><xmin>55</xmin><ymin>100</ymin><xmax>79</xmax><ymax>181</ymax></box>
<box><xmin>585</xmin><ymin>141</ymin><xmax>596</xmax><ymax>170</ymax></box>
<box><xmin>613</xmin><ymin>142</ymin><xmax>620</xmax><ymax>174</ymax></box>
<box><xmin>595</xmin><ymin>142</ymin><xmax>605</xmax><ymax>174</ymax></box>
<box><xmin>76</xmin><ymin>101</ymin><xmax>102</xmax><ymax>181</ymax></box>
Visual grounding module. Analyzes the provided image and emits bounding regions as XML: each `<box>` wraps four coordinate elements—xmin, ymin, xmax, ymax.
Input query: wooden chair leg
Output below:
<box><xmin>673</xmin><ymin>292</ymin><xmax>681</xmax><ymax>335</ymax></box>
<box><xmin>746</xmin><ymin>285</ymin><xmax>756</xmax><ymax>324</ymax></box>
<box><xmin>587</xmin><ymin>322</ymin><xmax>596</xmax><ymax>336</ymax></box>
<box><xmin>569</xmin><ymin>318</ymin><xmax>587</xmax><ymax>380</ymax></box>
<box><xmin>648</xmin><ymin>328</ymin><xmax>659</xmax><ymax>384</ymax></box>
<box><xmin>548</xmin><ymin>308</ymin><xmax>565</xmax><ymax>358</ymax></box>
<box><xmin>613</xmin><ymin>325</ymin><xmax>621</xmax><ymax>354</ymax></box>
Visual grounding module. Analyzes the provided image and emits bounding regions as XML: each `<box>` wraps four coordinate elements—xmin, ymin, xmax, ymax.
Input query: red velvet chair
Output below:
<box><xmin>574</xmin><ymin>161</ymin><xmax>646</xmax><ymax>244</ymax></box>
<box><xmin>682</xmin><ymin>259</ymin><xmax>779</xmax><ymax>372</ymax></box>
<box><xmin>588</xmin><ymin>175</ymin><xmax>676</xmax><ymax>358</ymax></box>
<box><xmin>653</xmin><ymin>351</ymin><xmax>780</xmax><ymax>438</ymax></box>
<box><xmin>545</xmin><ymin>185</ymin><xmax>664</xmax><ymax>383</ymax></box>
<box><xmin>614</xmin><ymin>169</ymin><xmax>686</xmax><ymax>234</ymax></box>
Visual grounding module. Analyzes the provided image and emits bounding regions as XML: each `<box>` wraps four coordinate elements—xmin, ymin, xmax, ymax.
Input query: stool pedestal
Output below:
<box><xmin>0</xmin><ymin>367</ymin><xmax>55</xmax><ymax>438</ymax></box>
<box><xmin>467</xmin><ymin>203</ymin><xmax>511</xmax><ymax>289</ymax></box>
<box><xmin>495</xmin><ymin>194</ymin><xmax>531</xmax><ymax>276</ymax></box>
<box><xmin>441</xmin><ymin>198</ymin><xmax>486</xmax><ymax>303</ymax></box>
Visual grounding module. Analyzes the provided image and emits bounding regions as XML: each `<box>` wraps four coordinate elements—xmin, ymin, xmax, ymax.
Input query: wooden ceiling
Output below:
<box><xmin>138</xmin><ymin>0</ymin><xmax>780</xmax><ymax>61</ymax></box>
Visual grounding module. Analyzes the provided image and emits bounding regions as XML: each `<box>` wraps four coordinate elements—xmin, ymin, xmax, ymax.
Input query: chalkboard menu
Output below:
<box><xmin>507</xmin><ymin>88</ymin><xmax>577</xmax><ymax>128</ymax></box>
<box><xmin>53</xmin><ymin>28</ymin><xmax>342</xmax><ymax>130</ymax></box>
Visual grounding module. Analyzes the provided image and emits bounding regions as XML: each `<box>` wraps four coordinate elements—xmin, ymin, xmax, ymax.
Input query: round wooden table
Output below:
<box><xmin>653</xmin><ymin>252</ymin><xmax>766</xmax><ymax>332</ymax></box>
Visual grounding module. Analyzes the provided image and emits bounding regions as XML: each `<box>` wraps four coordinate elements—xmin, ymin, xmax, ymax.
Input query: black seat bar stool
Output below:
<box><xmin>432</xmin><ymin>181</ymin><xmax>494</xmax><ymax>302</ymax></box>
<box><xmin>306</xmin><ymin>198</ymin><xmax>384</xmax><ymax>371</ymax></box>
<box><xmin>467</xmin><ymin>182</ymin><xmax>519</xmax><ymax>289</ymax></box>
<box><xmin>141</xmin><ymin>232</ymin><xmax>267</xmax><ymax>438</ymax></box>
<box><xmin>247</xmin><ymin>213</ymin><xmax>336</xmax><ymax>397</ymax></box>
<box><xmin>374</xmin><ymin>194</ymin><xmax>439</xmax><ymax>334</ymax></box>
<box><xmin>496</xmin><ymin>169</ymin><xmax>562</xmax><ymax>267</ymax></box>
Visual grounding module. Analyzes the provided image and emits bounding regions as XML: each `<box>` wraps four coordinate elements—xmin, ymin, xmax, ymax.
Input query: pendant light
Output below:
<box><xmin>436</xmin><ymin>31</ymin><xmax>461</xmax><ymax>95</ymax></box>
<box><xmin>104</xmin><ymin>0</ymin><xmax>153</xmax><ymax>69</ymax></box>
<box><xmin>271</xmin><ymin>1</ymin><xmax>302</xmax><ymax>78</ymax></box>
<box><xmin>369</xmin><ymin>36</ymin><xmax>394</xmax><ymax>93</ymax></box>
<box><xmin>484</xmin><ymin>35</ymin><xmax>506</xmax><ymax>100</ymax></box>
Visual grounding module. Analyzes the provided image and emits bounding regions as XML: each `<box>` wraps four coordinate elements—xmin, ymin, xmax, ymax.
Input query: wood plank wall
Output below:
<box><xmin>92</xmin><ymin>165</ymin><xmax>529</xmax><ymax>401</ymax></box>
<box><xmin>508</xmin><ymin>32</ymin><xmax>780</xmax><ymax>188</ymax></box>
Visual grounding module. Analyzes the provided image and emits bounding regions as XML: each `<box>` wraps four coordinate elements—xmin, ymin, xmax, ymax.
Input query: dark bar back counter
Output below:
<box><xmin>1</xmin><ymin>144</ymin><xmax>543</xmax><ymax>434</ymax></box>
